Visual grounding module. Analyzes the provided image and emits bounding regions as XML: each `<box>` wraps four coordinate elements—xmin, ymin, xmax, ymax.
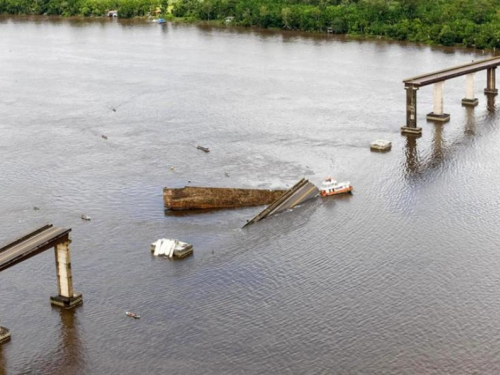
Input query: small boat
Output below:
<box><xmin>157</xmin><ymin>18</ymin><xmax>166</xmax><ymax>23</ymax></box>
<box><xmin>151</xmin><ymin>238</ymin><xmax>193</xmax><ymax>259</ymax></box>
<box><xmin>81</xmin><ymin>214</ymin><xmax>91</xmax><ymax>221</ymax></box>
<box><xmin>197</xmin><ymin>145</ymin><xmax>210</xmax><ymax>153</ymax></box>
<box><xmin>126</xmin><ymin>311</ymin><xmax>140</xmax><ymax>319</ymax></box>
<box><xmin>320</xmin><ymin>177</ymin><xmax>353</xmax><ymax>197</ymax></box>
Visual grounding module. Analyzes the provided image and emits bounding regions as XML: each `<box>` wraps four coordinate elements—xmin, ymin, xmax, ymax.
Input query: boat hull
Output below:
<box><xmin>320</xmin><ymin>186</ymin><xmax>353</xmax><ymax>197</ymax></box>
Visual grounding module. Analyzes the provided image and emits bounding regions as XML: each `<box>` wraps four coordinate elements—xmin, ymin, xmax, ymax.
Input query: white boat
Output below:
<box><xmin>151</xmin><ymin>238</ymin><xmax>193</xmax><ymax>259</ymax></box>
<box><xmin>320</xmin><ymin>177</ymin><xmax>353</xmax><ymax>197</ymax></box>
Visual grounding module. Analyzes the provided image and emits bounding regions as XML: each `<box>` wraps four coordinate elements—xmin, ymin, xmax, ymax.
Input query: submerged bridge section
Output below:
<box><xmin>401</xmin><ymin>56</ymin><xmax>500</xmax><ymax>135</ymax></box>
<box><xmin>243</xmin><ymin>178</ymin><xmax>319</xmax><ymax>227</ymax></box>
<box><xmin>0</xmin><ymin>224</ymin><xmax>83</xmax><ymax>344</ymax></box>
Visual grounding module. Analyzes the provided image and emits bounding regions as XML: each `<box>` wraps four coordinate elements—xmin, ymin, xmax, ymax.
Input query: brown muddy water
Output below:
<box><xmin>1</xmin><ymin>16</ymin><xmax>500</xmax><ymax>374</ymax></box>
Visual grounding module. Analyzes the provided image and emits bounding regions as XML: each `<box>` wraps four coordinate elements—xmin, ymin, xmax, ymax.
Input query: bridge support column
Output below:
<box><xmin>427</xmin><ymin>81</ymin><xmax>450</xmax><ymax>122</ymax></box>
<box><xmin>50</xmin><ymin>239</ymin><xmax>82</xmax><ymax>309</ymax></box>
<box><xmin>462</xmin><ymin>73</ymin><xmax>478</xmax><ymax>106</ymax></box>
<box><xmin>485</xmin><ymin>67</ymin><xmax>498</xmax><ymax>95</ymax></box>
<box><xmin>0</xmin><ymin>317</ymin><xmax>11</xmax><ymax>345</ymax></box>
<box><xmin>401</xmin><ymin>85</ymin><xmax>422</xmax><ymax>135</ymax></box>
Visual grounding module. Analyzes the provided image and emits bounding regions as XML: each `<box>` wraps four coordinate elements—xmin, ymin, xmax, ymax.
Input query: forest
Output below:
<box><xmin>2</xmin><ymin>0</ymin><xmax>500</xmax><ymax>48</ymax></box>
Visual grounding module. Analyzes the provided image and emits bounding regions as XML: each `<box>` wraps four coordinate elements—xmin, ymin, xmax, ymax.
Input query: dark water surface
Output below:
<box><xmin>1</xmin><ymin>16</ymin><xmax>500</xmax><ymax>374</ymax></box>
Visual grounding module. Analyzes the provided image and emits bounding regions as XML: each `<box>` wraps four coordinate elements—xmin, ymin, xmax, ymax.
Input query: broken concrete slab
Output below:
<box><xmin>243</xmin><ymin>178</ymin><xmax>319</xmax><ymax>227</ymax></box>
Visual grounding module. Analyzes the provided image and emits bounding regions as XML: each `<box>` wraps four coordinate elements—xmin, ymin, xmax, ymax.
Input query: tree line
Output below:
<box><xmin>0</xmin><ymin>0</ymin><xmax>168</xmax><ymax>18</ymax></box>
<box><xmin>2</xmin><ymin>0</ymin><xmax>500</xmax><ymax>48</ymax></box>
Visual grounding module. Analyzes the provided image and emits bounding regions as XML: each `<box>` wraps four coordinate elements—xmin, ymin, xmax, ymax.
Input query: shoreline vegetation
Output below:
<box><xmin>2</xmin><ymin>0</ymin><xmax>500</xmax><ymax>49</ymax></box>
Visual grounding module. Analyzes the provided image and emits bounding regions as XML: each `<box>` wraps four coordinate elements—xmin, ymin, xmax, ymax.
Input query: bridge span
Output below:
<box><xmin>0</xmin><ymin>224</ymin><xmax>83</xmax><ymax>344</ymax></box>
<box><xmin>401</xmin><ymin>56</ymin><xmax>500</xmax><ymax>135</ymax></box>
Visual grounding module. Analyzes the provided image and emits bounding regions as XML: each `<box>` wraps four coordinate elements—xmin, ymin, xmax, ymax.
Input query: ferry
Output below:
<box><xmin>320</xmin><ymin>177</ymin><xmax>353</xmax><ymax>197</ymax></box>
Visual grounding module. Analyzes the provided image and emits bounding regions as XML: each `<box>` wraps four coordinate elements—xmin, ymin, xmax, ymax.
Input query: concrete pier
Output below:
<box><xmin>0</xmin><ymin>225</ymin><xmax>82</xmax><ymax>342</ymax></box>
<box><xmin>50</xmin><ymin>239</ymin><xmax>83</xmax><ymax>309</ymax></box>
<box><xmin>462</xmin><ymin>73</ymin><xmax>479</xmax><ymax>106</ymax></box>
<box><xmin>485</xmin><ymin>67</ymin><xmax>498</xmax><ymax>95</ymax></box>
<box><xmin>427</xmin><ymin>81</ymin><xmax>450</xmax><ymax>122</ymax></box>
<box><xmin>401</xmin><ymin>86</ymin><xmax>422</xmax><ymax>135</ymax></box>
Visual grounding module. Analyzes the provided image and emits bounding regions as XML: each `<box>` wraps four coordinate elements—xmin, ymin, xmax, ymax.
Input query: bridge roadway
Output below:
<box><xmin>404</xmin><ymin>56</ymin><xmax>500</xmax><ymax>87</ymax></box>
<box><xmin>0</xmin><ymin>224</ymin><xmax>71</xmax><ymax>272</ymax></box>
<box><xmin>244</xmin><ymin>178</ymin><xmax>319</xmax><ymax>227</ymax></box>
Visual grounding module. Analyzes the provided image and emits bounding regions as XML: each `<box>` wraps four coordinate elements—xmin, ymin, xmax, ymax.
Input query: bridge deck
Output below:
<box><xmin>404</xmin><ymin>56</ymin><xmax>500</xmax><ymax>87</ymax></box>
<box><xmin>0</xmin><ymin>224</ymin><xmax>71</xmax><ymax>272</ymax></box>
<box><xmin>244</xmin><ymin>178</ymin><xmax>319</xmax><ymax>227</ymax></box>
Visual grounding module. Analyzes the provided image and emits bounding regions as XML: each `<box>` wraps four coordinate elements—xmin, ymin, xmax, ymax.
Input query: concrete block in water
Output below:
<box><xmin>163</xmin><ymin>186</ymin><xmax>286</xmax><ymax>210</ymax></box>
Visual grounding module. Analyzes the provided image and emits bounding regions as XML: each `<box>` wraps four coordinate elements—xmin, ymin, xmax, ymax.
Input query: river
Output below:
<box><xmin>1</xmin><ymin>16</ymin><xmax>500</xmax><ymax>374</ymax></box>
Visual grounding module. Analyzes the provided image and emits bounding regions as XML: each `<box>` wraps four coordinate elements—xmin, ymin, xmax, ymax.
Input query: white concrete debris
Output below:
<box><xmin>151</xmin><ymin>239</ymin><xmax>193</xmax><ymax>259</ymax></box>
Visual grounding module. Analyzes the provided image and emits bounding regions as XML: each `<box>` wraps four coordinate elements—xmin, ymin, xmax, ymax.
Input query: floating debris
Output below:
<box><xmin>81</xmin><ymin>214</ymin><xmax>91</xmax><ymax>221</ymax></box>
<box><xmin>126</xmin><ymin>311</ymin><xmax>140</xmax><ymax>319</ymax></box>
<box><xmin>170</xmin><ymin>166</ymin><xmax>175</xmax><ymax>171</ymax></box>
<box><xmin>112</xmin><ymin>108</ymin><xmax>116</xmax><ymax>112</ymax></box>
<box><xmin>225</xmin><ymin>172</ymin><xmax>230</xmax><ymax>177</ymax></box>
<box><xmin>151</xmin><ymin>238</ymin><xmax>193</xmax><ymax>259</ymax></box>
<box><xmin>370</xmin><ymin>140</ymin><xmax>391</xmax><ymax>152</ymax></box>
<box><xmin>197</xmin><ymin>145</ymin><xmax>210</xmax><ymax>153</ymax></box>
<box><xmin>102</xmin><ymin>135</ymin><xmax>108</xmax><ymax>140</ymax></box>
<box><xmin>33</xmin><ymin>207</ymin><xmax>40</xmax><ymax>211</ymax></box>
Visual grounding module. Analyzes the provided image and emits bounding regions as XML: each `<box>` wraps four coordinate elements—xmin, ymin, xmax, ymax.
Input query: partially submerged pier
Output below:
<box><xmin>163</xmin><ymin>186</ymin><xmax>286</xmax><ymax>210</ymax></box>
<box><xmin>0</xmin><ymin>224</ymin><xmax>83</xmax><ymax>344</ymax></box>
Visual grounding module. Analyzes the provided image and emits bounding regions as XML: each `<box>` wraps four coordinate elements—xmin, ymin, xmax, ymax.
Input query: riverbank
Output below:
<box><xmin>2</xmin><ymin>0</ymin><xmax>500</xmax><ymax>49</ymax></box>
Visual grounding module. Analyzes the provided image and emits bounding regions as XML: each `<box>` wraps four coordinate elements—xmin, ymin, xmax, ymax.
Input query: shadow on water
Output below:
<box><xmin>0</xmin><ymin>344</ymin><xmax>7</xmax><ymax>375</ymax></box>
<box><xmin>464</xmin><ymin>106</ymin><xmax>476</xmax><ymax>136</ymax></box>
<box><xmin>428</xmin><ymin>122</ymin><xmax>446</xmax><ymax>169</ymax></box>
<box><xmin>403</xmin><ymin>135</ymin><xmax>421</xmax><ymax>177</ymax></box>
<box><xmin>403</xmin><ymin>94</ymin><xmax>497</xmax><ymax>178</ymax></box>
<box><xmin>31</xmin><ymin>308</ymin><xmax>84</xmax><ymax>375</ymax></box>
<box><xmin>487</xmin><ymin>92</ymin><xmax>497</xmax><ymax>113</ymax></box>
<box><xmin>164</xmin><ymin>207</ymin><xmax>243</xmax><ymax>217</ymax></box>
<box><xmin>402</xmin><ymin>122</ymin><xmax>450</xmax><ymax>178</ymax></box>
<box><xmin>53</xmin><ymin>308</ymin><xmax>84</xmax><ymax>375</ymax></box>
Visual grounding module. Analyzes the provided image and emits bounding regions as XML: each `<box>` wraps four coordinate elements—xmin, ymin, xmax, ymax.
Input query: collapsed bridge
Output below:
<box><xmin>0</xmin><ymin>224</ymin><xmax>83</xmax><ymax>344</ymax></box>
